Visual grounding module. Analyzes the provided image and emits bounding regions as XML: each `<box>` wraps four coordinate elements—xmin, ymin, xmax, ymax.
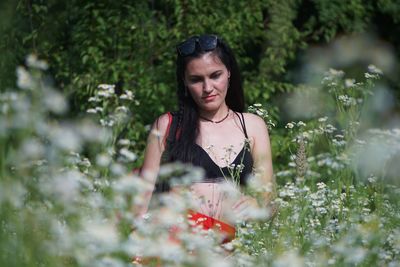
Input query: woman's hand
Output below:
<box><xmin>232</xmin><ymin>194</ymin><xmax>277</xmax><ymax>221</ymax></box>
<box><xmin>232</xmin><ymin>195</ymin><xmax>261</xmax><ymax>221</ymax></box>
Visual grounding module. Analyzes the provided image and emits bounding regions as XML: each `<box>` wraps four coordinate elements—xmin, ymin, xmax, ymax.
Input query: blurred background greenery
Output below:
<box><xmin>1</xmin><ymin>0</ymin><xmax>399</xmax><ymax>170</ymax></box>
<box><xmin>1</xmin><ymin>2</ymin><xmax>400</xmax><ymax>266</ymax></box>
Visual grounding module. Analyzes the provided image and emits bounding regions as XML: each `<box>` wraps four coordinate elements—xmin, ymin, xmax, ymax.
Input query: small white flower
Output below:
<box><xmin>345</xmin><ymin>78</ymin><xmax>356</xmax><ymax>88</ymax></box>
<box><xmin>98</xmin><ymin>84</ymin><xmax>115</xmax><ymax>90</ymax></box>
<box><xmin>50</xmin><ymin>126</ymin><xmax>82</xmax><ymax>151</ymax></box>
<box><xmin>355</xmin><ymin>139</ymin><xmax>366</xmax><ymax>145</ymax></box>
<box><xmin>82</xmin><ymin>219</ymin><xmax>119</xmax><ymax>250</ymax></box>
<box><xmin>367</xmin><ymin>175</ymin><xmax>377</xmax><ymax>183</ymax></box>
<box><xmin>26</xmin><ymin>54</ymin><xmax>48</xmax><ymax>70</ymax></box>
<box><xmin>367</xmin><ymin>64</ymin><xmax>383</xmax><ymax>75</ymax></box>
<box><xmin>98</xmin><ymin>90</ymin><xmax>113</xmax><ymax>98</ymax></box>
<box><xmin>273</xmin><ymin>250</ymin><xmax>304</xmax><ymax>267</ymax></box>
<box><xmin>297</xmin><ymin>121</ymin><xmax>306</xmax><ymax>127</ymax></box>
<box><xmin>88</xmin><ymin>96</ymin><xmax>100</xmax><ymax>102</ymax></box>
<box><xmin>110</xmin><ymin>163</ymin><xmax>126</xmax><ymax>175</ymax></box>
<box><xmin>16</xmin><ymin>67</ymin><xmax>34</xmax><ymax>90</ymax></box>
<box><xmin>119</xmin><ymin>148</ymin><xmax>137</xmax><ymax>162</ymax></box>
<box><xmin>116</xmin><ymin>106</ymin><xmax>128</xmax><ymax>113</ymax></box>
<box><xmin>96</xmin><ymin>154</ymin><xmax>111</xmax><ymax>167</ymax></box>
<box><xmin>120</xmin><ymin>90</ymin><xmax>134</xmax><ymax>100</ymax></box>
<box><xmin>86</xmin><ymin>108</ymin><xmax>97</xmax><ymax>114</ymax></box>
<box><xmin>44</xmin><ymin>88</ymin><xmax>68</xmax><ymax>114</ymax></box>
<box><xmin>49</xmin><ymin>170</ymin><xmax>83</xmax><ymax>203</ymax></box>
<box><xmin>117</xmin><ymin>139</ymin><xmax>130</xmax><ymax>146</ymax></box>
<box><xmin>317</xmin><ymin>182</ymin><xmax>326</xmax><ymax>190</ymax></box>
<box><xmin>318</xmin><ymin>116</ymin><xmax>328</xmax><ymax>122</ymax></box>
<box><xmin>20</xmin><ymin>139</ymin><xmax>45</xmax><ymax>159</ymax></box>
<box><xmin>285</xmin><ymin>122</ymin><xmax>295</xmax><ymax>129</ymax></box>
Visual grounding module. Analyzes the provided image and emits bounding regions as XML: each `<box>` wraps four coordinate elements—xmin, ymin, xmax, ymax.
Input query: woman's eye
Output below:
<box><xmin>211</xmin><ymin>73</ymin><xmax>221</xmax><ymax>79</ymax></box>
<box><xmin>189</xmin><ymin>78</ymin><xmax>201</xmax><ymax>83</ymax></box>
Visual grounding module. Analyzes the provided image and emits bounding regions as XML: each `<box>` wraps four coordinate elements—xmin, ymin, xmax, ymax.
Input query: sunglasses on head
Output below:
<box><xmin>176</xmin><ymin>34</ymin><xmax>218</xmax><ymax>57</ymax></box>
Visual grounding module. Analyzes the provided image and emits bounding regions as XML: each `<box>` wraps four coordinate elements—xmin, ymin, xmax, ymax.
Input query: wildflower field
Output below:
<box><xmin>1</xmin><ymin>1</ymin><xmax>400</xmax><ymax>266</ymax></box>
<box><xmin>1</xmin><ymin>52</ymin><xmax>399</xmax><ymax>267</ymax></box>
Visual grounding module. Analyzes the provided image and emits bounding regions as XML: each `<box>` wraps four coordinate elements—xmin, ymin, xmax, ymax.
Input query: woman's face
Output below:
<box><xmin>184</xmin><ymin>52</ymin><xmax>230</xmax><ymax>113</ymax></box>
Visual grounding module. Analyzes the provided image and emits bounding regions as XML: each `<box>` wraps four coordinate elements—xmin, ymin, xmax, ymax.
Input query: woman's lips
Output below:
<box><xmin>202</xmin><ymin>95</ymin><xmax>216</xmax><ymax>101</ymax></box>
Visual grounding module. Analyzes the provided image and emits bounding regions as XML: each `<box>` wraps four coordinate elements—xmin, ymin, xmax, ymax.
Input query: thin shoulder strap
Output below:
<box><xmin>234</xmin><ymin>112</ymin><xmax>249</xmax><ymax>138</ymax></box>
<box><xmin>162</xmin><ymin>112</ymin><xmax>173</xmax><ymax>146</ymax></box>
<box><xmin>166</xmin><ymin>112</ymin><xmax>179</xmax><ymax>146</ymax></box>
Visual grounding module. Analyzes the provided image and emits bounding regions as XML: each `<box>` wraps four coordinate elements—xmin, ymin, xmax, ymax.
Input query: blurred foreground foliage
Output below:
<box><xmin>0</xmin><ymin>54</ymin><xmax>399</xmax><ymax>267</ymax></box>
<box><xmin>1</xmin><ymin>2</ymin><xmax>400</xmax><ymax>265</ymax></box>
<box><xmin>1</xmin><ymin>0</ymin><xmax>400</xmax><ymax>169</ymax></box>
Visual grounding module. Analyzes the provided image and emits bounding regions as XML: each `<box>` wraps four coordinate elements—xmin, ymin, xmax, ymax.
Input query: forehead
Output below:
<box><xmin>184</xmin><ymin>52</ymin><xmax>227</xmax><ymax>75</ymax></box>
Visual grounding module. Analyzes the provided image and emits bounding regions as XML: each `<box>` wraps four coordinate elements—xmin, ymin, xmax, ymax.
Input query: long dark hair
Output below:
<box><xmin>168</xmin><ymin>36</ymin><xmax>244</xmax><ymax>163</ymax></box>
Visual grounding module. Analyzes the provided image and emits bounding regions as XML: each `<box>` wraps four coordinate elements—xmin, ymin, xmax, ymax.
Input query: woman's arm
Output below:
<box><xmin>134</xmin><ymin>113</ymin><xmax>170</xmax><ymax>217</ymax></box>
<box><xmin>248</xmin><ymin>113</ymin><xmax>275</xmax><ymax>203</ymax></box>
<box><xmin>232</xmin><ymin>113</ymin><xmax>275</xmax><ymax>219</ymax></box>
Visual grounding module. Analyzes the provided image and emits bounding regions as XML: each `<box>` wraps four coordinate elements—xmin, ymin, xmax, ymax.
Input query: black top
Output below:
<box><xmin>155</xmin><ymin>112</ymin><xmax>254</xmax><ymax>192</ymax></box>
<box><xmin>191</xmin><ymin>112</ymin><xmax>253</xmax><ymax>185</ymax></box>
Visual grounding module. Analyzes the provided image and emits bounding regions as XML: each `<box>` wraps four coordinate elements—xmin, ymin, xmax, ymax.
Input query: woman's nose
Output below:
<box><xmin>203</xmin><ymin>79</ymin><xmax>213</xmax><ymax>93</ymax></box>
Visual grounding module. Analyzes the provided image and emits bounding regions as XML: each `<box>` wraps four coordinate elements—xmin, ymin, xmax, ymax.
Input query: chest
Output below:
<box><xmin>195</xmin><ymin>121</ymin><xmax>252</xmax><ymax>168</ymax></box>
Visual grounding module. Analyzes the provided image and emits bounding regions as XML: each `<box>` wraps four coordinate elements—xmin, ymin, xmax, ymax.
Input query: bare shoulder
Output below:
<box><xmin>242</xmin><ymin>112</ymin><xmax>267</xmax><ymax>128</ymax></box>
<box><xmin>241</xmin><ymin>112</ymin><xmax>269</xmax><ymax>141</ymax></box>
<box><xmin>152</xmin><ymin>112</ymin><xmax>172</xmax><ymax>137</ymax></box>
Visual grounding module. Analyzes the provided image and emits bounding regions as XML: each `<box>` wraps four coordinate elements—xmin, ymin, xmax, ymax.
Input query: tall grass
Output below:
<box><xmin>0</xmin><ymin>55</ymin><xmax>399</xmax><ymax>267</ymax></box>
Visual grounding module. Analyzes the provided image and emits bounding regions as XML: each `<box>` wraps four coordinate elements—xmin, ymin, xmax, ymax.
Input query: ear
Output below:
<box><xmin>227</xmin><ymin>71</ymin><xmax>231</xmax><ymax>79</ymax></box>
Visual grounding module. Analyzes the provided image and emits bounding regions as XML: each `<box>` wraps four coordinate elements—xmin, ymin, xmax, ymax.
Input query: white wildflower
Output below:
<box><xmin>297</xmin><ymin>121</ymin><xmax>306</xmax><ymax>127</ymax></box>
<box><xmin>81</xmin><ymin>219</ymin><xmax>119</xmax><ymax>252</ymax></box>
<box><xmin>88</xmin><ymin>96</ymin><xmax>100</xmax><ymax>102</ymax></box>
<box><xmin>273</xmin><ymin>250</ymin><xmax>304</xmax><ymax>267</ymax></box>
<box><xmin>117</xmin><ymin>139</ymin><xmax>130</xmax><ymax>146</ymax></box>
<box><xmin>50</xmin><ymin>125</ymin><xmax>82</xmax><ymax>151</ymax></box>
<box><xmin>97</xmin><ymin>90</ymin><xmax>113</xmax><ymax>98</ymax></box>
<box><xmin>276</xmin><ymin>170</ymin><xmax>293</xmax><ymax>177</ymax></box>
<box><xmin>116</xmin><ymin>106</ymin><xmax>128</xmax><ymax>113</ymax></box>
<box><xmin>318</xmin><ymin>116</ymin><xmax>328</xmax><ymax>122</ymax></box>
<box><xmin>26</xmin><ymin>54</ymin><xmax>48</xmax><ymax>70</ymax></box>
<box><xmin>119</xmin><ymin>148</ymin><xmax>137</xmax><ymax>162</ymax></box>
<box><xmin>355</xmin><ymin>139</ymin><xmax>366</xmax><ymax>145</ymax></box>
<box><xmin>367</xmin><ymin>175</ymin><xmax>377</xmax><ymax>183</ymax></box>
<box><xmin>317</xmin><ymin>182</ymin><xmax>326</xmax><ymax>190</ymax></box>
<box><xmin>20</xmin><ymin>139</ymin><xmax>45</xmax><ymax>159</ymax></box>
<box><xmin>367</xmin><ymin>64</ymin><xmax>383</xmax><ymax>75</ymax></box>
<box><xmin>120</xmin><ymin>90</ymin><xmax>134</xmax><ymax>100</ymax></box>
<box><xmin>345</xmin><ymin>78</ymin><xmax>356</xmax><ymax>88</ymax></box>
<box><xmin>112</xmin><ymin>173</ymin><xmax>151</xmax><ymax>194</ymax></box>
<box><xmin>44</xmin><ymin>88</ymin><xmax>68</xmax><ymax>114</ymax></box>
<box><xmin>98</xmin><ymin>84</ymin><xmax>115</xmax><ymax>90</ymax></box>
<box><xmin>110</xmin><ymin>163</ymin><xmax>126</xmax><ymax>176</ymax></box>
<box><xmin>16</xmin><ymin>66</ymin><xmax>34</xmax><ymax>90</ymax></box>
<box><xmin>48</xmin><ymin>170</ymin><xmax>83</xmax><ymax>204</ymax></box>
<box><xmin>96</xmin><ymin>153</ymin><xmax>111</xmax><ymax>167</ymax></box>
<box><xmin>285</xmin><ymin>122</ymin><xmax>295</xmax><ymax>129</ymax></box>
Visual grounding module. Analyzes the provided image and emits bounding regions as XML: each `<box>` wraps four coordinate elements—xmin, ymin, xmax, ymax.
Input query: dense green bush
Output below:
<box><xmin>1</xmin><ymin>1</ymin><xmax>399</xmax><ymax>169</ymax></box>
<box><xmin>0</xmin><ymin>2</ymin><xmax>400</xmax><ymax>265</ymax></box>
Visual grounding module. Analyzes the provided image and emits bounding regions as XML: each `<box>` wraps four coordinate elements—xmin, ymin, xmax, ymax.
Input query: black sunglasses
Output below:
<box><xmin>176</xmin><ymin>34</ymin><xmax>218</xmax><ymax>56</ymax></box>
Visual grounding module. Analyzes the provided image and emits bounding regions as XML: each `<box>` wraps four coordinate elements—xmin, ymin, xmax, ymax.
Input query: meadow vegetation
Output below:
<box><xmin>1</xmin><ymin>1</ymin><xmax>400</xmax><ymax>266</ymax></box>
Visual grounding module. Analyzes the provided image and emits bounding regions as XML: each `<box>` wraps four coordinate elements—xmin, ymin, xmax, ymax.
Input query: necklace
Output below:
<box><xmin>199</xmin><ymin>110</ymin><xmax>230</xmax><ymax>124</ymax></box>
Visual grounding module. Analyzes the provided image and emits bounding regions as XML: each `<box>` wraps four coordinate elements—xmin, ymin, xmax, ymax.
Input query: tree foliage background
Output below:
<box><xmin>1</xmin><ymin>0</ymin><xmax>399</xmax><ymax>168</ymax></box>
<box><xmin>1</xmin><ymin>2</ymin><xmax>400</xmax><ymax>266</ymax></box>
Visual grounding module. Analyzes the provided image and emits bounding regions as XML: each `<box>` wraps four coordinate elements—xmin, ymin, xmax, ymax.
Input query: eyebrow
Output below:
<box><xmin>187</xmin><ymin>70</ymin><xmax>223</xmax><ymax>78</ymax></box>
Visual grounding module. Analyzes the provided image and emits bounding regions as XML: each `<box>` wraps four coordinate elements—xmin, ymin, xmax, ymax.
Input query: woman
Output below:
<box><xmin>138</xmin><ymin>34</ymin><xmax>274</xmax><ymax>242</ymax></box>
